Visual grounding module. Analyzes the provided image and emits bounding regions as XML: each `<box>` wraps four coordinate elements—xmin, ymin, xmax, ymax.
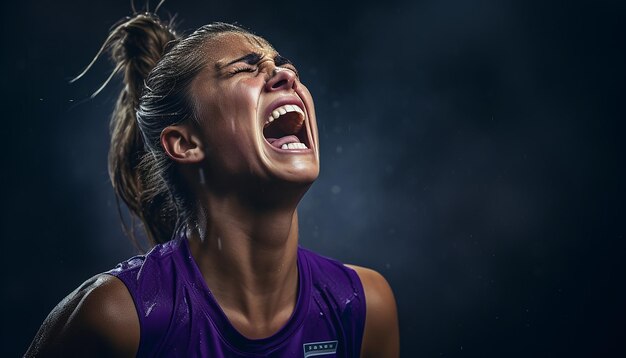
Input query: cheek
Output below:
<box><xmin>199</xmin><ymin>82</ymin><xmax>258</xmax><ymax>134</ymax></box>
<box><xmin>228</xmin><ymin>80</ymin><xmax>262</xmax><ymax>120</ymax></box>
<box><xmin>300</xmin><ymin>85</ymin><xmax>315</xmax><ymax>111</ymax></box>
<box><xmin>218</xmin><ymin>81</ymin><xmax>262</xmax><ymax>143</ymax></box>
<box><xmin>298</xmin><ymin>85</ymin><xmax>318</xmax><ymax>129</ymax></box>
<box><xmin>197</xmin><ymin>81</ymin><xmax>263</xmax><ymax>171</ymax></box>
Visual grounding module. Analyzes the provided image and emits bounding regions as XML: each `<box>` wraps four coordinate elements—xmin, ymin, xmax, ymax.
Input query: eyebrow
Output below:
<box><xmin>274</xmin><ymin>54</ymin><xmax>293</xmax><ymax>66</ymax></box>
<box><xmin>215</xmin><ymin>53</ymin><xmax>295</xmax><ymax>71</ymax></box>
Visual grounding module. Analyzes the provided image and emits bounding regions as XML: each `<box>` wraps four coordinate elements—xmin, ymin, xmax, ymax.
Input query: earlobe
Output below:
<box><xmin>161</xmin><ymin>126</ymin><xmax>205</xmax><ymax>163</ymax></box>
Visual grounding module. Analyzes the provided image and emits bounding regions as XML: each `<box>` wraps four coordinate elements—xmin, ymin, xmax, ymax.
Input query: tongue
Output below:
<box><xmin>267</xmin><ymin>135</ymin><xmax>301</xmax><ymax>148</ymax></box>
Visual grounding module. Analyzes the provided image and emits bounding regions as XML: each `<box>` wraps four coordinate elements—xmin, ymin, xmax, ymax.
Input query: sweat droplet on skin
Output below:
<box><xmin>231</xmin><ymin>121</ymin><xmax>236</xmax><ymax>133</ymax></box>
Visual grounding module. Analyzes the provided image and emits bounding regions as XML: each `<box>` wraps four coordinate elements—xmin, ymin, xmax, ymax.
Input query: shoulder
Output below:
<box><xmin>25</xmin><ymin>274</ymin><xmax>139</xmax><ymax>357</ymax></box>
<box><xmin>345</xmin><ymin>265</ymin><xmax>400</xmax><ymax>358</ymax></box>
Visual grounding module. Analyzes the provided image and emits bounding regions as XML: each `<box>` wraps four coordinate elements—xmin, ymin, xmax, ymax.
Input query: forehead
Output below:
<box><xmin>204</xmin><ymin>32</ymin><xmax>277</xmax><ymax>66</ymax></box>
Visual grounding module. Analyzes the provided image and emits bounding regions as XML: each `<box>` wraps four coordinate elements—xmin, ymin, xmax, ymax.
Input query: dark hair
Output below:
<box><xmin>81</xmin><ymin>13</ymin><xmax>253</xmax><ymax>247</ymax></box>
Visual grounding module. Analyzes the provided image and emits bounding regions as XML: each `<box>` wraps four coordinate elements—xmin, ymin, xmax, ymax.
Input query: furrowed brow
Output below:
<box><xmin>274</xmin><ymin>54</ymin><xmax>299</xmax><ymax>77</ymax></box>
<box><xmin>274</xmin><ymin>54</ymin><xmax>293</xmax><ymax>67</ymax></box>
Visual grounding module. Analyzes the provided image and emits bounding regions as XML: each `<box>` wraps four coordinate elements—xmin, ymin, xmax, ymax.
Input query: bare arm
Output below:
<box><xmin>347</xmin><ymin>265</ymin><xmax>400</xmax><ymax>358</ymax></box>
<box><xmin>25</xmin><ymin>274</ymin><xmax>139</xmax><ymax>357</ymax></box>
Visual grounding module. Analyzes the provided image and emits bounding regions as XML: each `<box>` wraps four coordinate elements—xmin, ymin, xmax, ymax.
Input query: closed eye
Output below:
<box><xmin>228</xmin><ymin>66</ymin><xmax>258</xmax><ymax>76</ymax></box>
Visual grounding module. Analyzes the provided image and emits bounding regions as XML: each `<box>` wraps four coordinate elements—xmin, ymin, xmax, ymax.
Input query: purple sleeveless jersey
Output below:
<box><xmin>106</xmin><ymin>232</ymin><xmax>366</xmax><ymax>357</ymax></box>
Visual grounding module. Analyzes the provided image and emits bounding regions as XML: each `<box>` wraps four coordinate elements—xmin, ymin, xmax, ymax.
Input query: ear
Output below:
<box><xmin>160</xmin><ymin>125</ymin><xmax>205</xmax><ymax>163</ymax></box>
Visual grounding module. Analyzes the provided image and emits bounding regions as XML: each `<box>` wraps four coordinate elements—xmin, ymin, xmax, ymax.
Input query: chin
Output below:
<box><xmin>268</xmin><ymin>160</ymin><xmax>319</xmax><ymax>185</ymax></box>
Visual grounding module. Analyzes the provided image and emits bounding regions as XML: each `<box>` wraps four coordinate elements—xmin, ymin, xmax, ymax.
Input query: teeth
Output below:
<box><xmin>269</xmin><ymin>104</ymin><xmax>304</xmax><ymax>121</ymax></box>
<box><xmin>280</xmin><ymin>142</ymin><xmax>308</xmax><ymax>150</ymax></box>
<box><xmin>265</xmin><ymin>104</ymin><xmax>307</xmax><ymax>129</ymax></box>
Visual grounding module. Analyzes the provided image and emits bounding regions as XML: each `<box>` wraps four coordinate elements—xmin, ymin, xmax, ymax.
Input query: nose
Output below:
<box><xmin>265</xmin><ymin>67</ymin><xmax>297</xmax><ymax>92</ymax></box>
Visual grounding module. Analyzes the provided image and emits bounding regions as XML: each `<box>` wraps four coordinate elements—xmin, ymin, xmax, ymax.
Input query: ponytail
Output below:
<box><xmin>107</xmin><ymin>14</ymin><xmax>178</xmax><ymax>247</ymax></box>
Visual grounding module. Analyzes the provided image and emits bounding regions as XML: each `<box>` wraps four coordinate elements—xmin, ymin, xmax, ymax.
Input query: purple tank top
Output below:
<box><xmin>107</xmin><ymin>232</ymin><xmax>366</xmax><ymax>357</ymax></box>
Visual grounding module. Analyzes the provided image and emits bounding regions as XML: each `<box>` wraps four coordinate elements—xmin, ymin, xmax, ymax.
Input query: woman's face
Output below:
<box><xmin>191</xmin><ymin>32</ymin><xmax>319</xmax><ymax>187</ymax></box>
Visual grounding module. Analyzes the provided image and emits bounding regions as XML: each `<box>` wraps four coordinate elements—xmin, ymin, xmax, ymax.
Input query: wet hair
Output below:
<box><xmin>81</xmin><ymin>13</ymin><xmax>253</xmax><ymax>247</ymax></box>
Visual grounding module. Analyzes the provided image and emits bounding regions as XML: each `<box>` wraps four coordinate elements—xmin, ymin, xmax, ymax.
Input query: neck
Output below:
<box><xmin>187</xmin><ymin>188</ymin><xmax>302</xmax><ymax>338</ymax></box>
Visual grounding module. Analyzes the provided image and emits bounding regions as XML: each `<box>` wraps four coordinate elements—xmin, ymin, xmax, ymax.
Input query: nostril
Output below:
<box><xmin>272</xmin><ymin>79</ymin><xmax>288</xmax><ymax>89</ymax></box>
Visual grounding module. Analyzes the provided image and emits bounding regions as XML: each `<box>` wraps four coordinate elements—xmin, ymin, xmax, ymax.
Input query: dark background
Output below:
<box><xmin>1</xmin><ymin>0</ymin><xmax>624</xmax><ymax>356</ymax></box>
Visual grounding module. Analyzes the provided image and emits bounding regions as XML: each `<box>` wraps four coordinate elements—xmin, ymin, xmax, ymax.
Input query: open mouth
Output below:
<box><xmin>263</xmin><ymin>103</ymin><xmax>310</xmax><ymax>151</ymax></box>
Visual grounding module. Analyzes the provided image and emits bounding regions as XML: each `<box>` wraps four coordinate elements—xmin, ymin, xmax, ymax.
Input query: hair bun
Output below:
<box><xmin>109</xmin><ymin>13</ymin><xmax>178</xmax><ymax>103</ymax></box>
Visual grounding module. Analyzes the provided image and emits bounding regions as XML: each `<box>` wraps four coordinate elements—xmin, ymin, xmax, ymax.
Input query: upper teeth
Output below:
<box><xmin>266</xmin><ymin>104</ymin><xmax>304</xmax><ymax>125</ymax></box>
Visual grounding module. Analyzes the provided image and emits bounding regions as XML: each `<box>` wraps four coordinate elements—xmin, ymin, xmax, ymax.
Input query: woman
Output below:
<box><xmin>26</xmin><ymin>12</ymin><xmax>399</xmax><ymax>357</ymax></box>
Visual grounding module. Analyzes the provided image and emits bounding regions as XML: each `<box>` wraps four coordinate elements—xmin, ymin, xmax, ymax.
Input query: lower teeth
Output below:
<box><xmin>281</xmin><ymin>143</ymin><xmax>308</xmax><ymax>150</ymax></box>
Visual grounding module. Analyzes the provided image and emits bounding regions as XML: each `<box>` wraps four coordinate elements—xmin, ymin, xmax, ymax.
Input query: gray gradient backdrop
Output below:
<box><xmin>1</xmin><ymin>0</ymin><xmax>624</xmax><ymax>356</ymax></box>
